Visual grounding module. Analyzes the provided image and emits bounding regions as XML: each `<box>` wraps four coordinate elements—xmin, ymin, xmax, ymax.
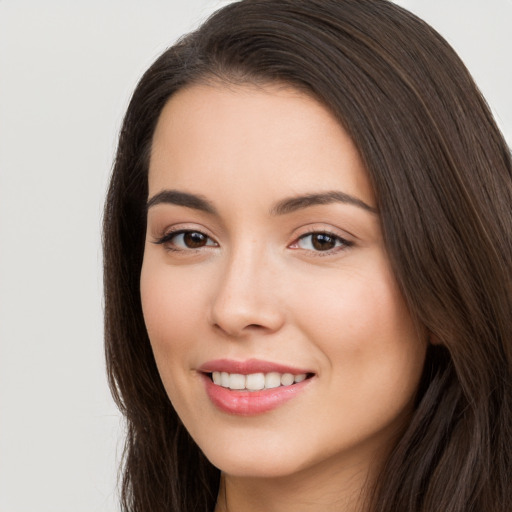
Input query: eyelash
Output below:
<box><xmin>154</xmin><ymin>228</ymin><xmax>353</xmax><ymax>255</ymax></box>
<box><xmin>153</xmin><ymin>229</ymin><xmax>218</xmax><ymax>252</ymax></box>
<box><xmin>291</xmin><ymin>231</ymin><xmax>353</xmax><ymax>255</ymax></box>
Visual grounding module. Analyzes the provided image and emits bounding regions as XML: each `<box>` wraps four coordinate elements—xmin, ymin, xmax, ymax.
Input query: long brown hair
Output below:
<box><xmin>103</xmin><ymin>1</ymin><xmax>512</xmax><ymax>510</ymax></box>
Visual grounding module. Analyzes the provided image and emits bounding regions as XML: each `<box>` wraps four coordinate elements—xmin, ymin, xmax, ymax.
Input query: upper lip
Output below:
<box><xmin>198</xmin><ymin>358</ymin><xmax>313</xmax><ymax>375</ymax></box>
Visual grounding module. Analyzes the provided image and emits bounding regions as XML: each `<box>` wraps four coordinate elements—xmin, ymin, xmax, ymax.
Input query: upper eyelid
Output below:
<box><xmin>151</xmin><ymin>224</ymin><xmax>355</xmax><ymax>249</ymax></box>
<box><xmin>297</xmin><ymin>231</ymin><xmax>347</xmax><ymax>242</ymax></box>
<box><xmin>161</xmin><ymin>231</ymin><xmax>350</xmax><ymax>254</ymax></box>
<box><xmin>155</xmin><ymin>227</ymin><xmax>348</xmax><ymax>239</ymax></box>
<box><xmin>296</xmin><ymin>229</ymin><xmax>346</xmax><ymax>239</ymax></box>
<box><xmin>291</xmin><ymin>223</ymin><xmax>355</xmax><ymax>242</ymax></box>
<box><xmin>152</xmin><ymin>223</ymin><xmax>216</xmax><ymax>240</ymax></box>
<box><xmin>153</xmin><ymin>228</ymin><xmax>217</xmax><ymax>245</ymax></box>
<box><xmin>292</xmin><ymin>231</ymin><xmax>352</xmax><ymax>248</ymax></box>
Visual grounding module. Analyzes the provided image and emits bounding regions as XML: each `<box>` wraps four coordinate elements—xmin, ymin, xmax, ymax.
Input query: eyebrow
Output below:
<box><xmin>146</xmin><ymin>190</ymin><xmax>217</xmax><ymax>214</ymax></box>
<box><xmin>270</xmin><ymin>191</ymin><xmax>378</xmax><ymax>215</ymax></box>
<box><xmin>146</xmin><ymin>189</ymin><xmax>377</xmax><ymax>215</ymax></box>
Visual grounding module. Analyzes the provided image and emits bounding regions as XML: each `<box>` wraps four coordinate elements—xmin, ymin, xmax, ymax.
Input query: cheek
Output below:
<box><xmin>139</xmin><ymin>257</ymin><xmax>214</xmax><ymax>421</ymax></box>
<box><xmin>288</xmin><ymin>255</ymin><xmax>425</xmax><ymax>388</ymax></box>
<box><xmin>292</xmin><ymin>266</ymin><xmax>425</xmax><ymax>446</ymax></box>
<box><xmin>289</xmin><ymin>260</ymin><xmax>409</xmax><ymax>339</ymax></box>
<box><xmin>140</xmin><ymin>257</ymin><xmax>206</xmax><ymax>361</ymax></box>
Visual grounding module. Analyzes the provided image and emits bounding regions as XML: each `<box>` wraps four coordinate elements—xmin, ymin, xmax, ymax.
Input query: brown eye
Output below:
<box><xmin>295</xmin><ymin>232</ymin><xmax>351</xmax><ymax>252</ymax></box>
<box><xmin>183</xmin><ymin>231</ymin><xmax>208</xmax><ymax>248</ymax></box>
<box><xmin>311</xmin><ymin>233</ymin><xmax>336</xmax><ymax>251</ymax></box>
<box><xmin>155</xmin><ymin>230</ymin><xmax>217</xmax><ymax>250</ymax></box>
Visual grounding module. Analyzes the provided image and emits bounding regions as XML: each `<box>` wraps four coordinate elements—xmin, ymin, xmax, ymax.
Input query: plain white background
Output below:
<box><xmin>0</xmin><ymin>1</ymin><xmax>510</xmax><ymax>511</ymax></box>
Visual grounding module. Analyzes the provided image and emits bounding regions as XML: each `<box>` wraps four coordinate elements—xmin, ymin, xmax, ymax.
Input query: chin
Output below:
<box><xmin>209</xmin><ymin>456</ymin><xmax>304</xmax><ymax>479</ymax></box>
<box><xmin>198</xmin><ymin>436</ymin><xmax>310</xmax><ymax>479</ymax></box>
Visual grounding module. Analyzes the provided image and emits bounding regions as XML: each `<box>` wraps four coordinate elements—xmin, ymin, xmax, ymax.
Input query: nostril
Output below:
<box><xmin>212</xmin><ymin>321</ymin><xmax>267</xmax><ymax>337</ymax></box>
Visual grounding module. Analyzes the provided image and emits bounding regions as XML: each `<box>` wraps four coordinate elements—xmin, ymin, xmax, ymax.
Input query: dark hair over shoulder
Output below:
<box><xmin>103</xmin><ymin>1</ymin><xmax>512</xmax><ymax>511</ymax></box>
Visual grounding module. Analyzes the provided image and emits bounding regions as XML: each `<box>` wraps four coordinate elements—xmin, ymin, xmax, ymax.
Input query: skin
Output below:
<box><xmin>140</xmin><ymin>83</ymin><xmax>427</xmax><ymax>512</ymax></box>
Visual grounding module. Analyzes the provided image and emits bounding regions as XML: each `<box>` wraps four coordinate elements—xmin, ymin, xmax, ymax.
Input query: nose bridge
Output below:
<box><xmin>209</xmin><ymin>236</ymin><xmax>284</xmax><ymax>336</ymax></box>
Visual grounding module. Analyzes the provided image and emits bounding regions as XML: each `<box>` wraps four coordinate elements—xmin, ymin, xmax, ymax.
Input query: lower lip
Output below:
<box><xmin>202</xmin><ymin>374</ymin><xmax>312</xmax><ymax>416</ymax></box>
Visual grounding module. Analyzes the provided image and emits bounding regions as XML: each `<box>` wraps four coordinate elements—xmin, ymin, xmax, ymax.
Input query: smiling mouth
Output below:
<box><xmin>207</xmin><ymin>371</ymin><xmax>315</xmax><ymax>392</ymax></box>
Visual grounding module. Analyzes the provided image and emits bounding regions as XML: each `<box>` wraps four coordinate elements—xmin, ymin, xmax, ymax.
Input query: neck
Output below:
<box><xmin>214</xmin><ymin>454</ymin><xmax>378</xmax><ymax>512</ymax></box>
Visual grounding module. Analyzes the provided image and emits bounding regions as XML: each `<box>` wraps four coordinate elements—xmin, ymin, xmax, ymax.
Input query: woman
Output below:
<box><xmin>103</xmin><ymin>1</ymin><xmax>512</xmax><ymax>511</ymax></box>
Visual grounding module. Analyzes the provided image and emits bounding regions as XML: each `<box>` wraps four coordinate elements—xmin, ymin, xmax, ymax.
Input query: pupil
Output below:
<box><xmin>312</xmin><ymin>233</ymin><xmax>335</xmax><ymax>251</ymax></box>
<box><xmin>184</xmin><ymin>232</ymin><xmax>206</xmax><ymax>248</ymax></box>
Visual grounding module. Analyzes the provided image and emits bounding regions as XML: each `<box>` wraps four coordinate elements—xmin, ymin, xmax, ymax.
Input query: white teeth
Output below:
<box><xmin>210</xmin><ymin>371</ymin><xmax>310</xmax><ymax>391</ymax></box>
<box><xmin>246</xmin><ymin>373</ymin><xmax>265</xmax><ymax>391</ymax></box>
<box><xmin>265</xmin><ymin>372</ymin><xmax>282</xmax><ymax>389</ymax></box>
<box><xmin>229</xmin><ymin>373</ymin><xmax>246</xmax><ymax>390</ymax></box>
<box><xmin>280</xmin><ymin>373</ymin><xmax>294</xmax><ymax>386</ymax></box>
<box><xmin>220</xmin><ymin>372</ymin><xmax>230</xmax><ymax>387</ymax></box>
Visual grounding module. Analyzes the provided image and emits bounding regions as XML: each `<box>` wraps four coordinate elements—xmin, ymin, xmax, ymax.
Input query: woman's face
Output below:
<box><xmin>140</xmin><ymin>83</ymin><xmax>427</xmax><ymax>479</ymax></box>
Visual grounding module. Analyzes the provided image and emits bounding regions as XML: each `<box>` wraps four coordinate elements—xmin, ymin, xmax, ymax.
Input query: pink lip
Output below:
<box><xmin>198</xmin><ymin>358</ymin><xmax>311</xmax><ymax>375</ymax></box>
<box><xmin>198</xmin><ymin>359</ymin><xmax>314</xmax><ymax>416</ymax></box>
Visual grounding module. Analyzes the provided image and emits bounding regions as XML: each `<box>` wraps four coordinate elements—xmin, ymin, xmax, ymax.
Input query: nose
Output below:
<box><xmin>208</xmin><ymin>244</ymin><xmax>285</xmax><ymax>338</ymax></box>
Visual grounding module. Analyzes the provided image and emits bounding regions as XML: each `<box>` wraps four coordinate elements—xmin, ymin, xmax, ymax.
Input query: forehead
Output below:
<box><xmin>148</xmin><ymin>83</ymin><xmax>374</xmax><ymax>208</ymax></box>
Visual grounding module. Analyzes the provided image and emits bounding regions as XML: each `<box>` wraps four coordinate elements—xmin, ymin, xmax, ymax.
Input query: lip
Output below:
<box><xmin>198</xmin><ymin>358</ymin><xmax>312</xmax><ymax>375</ymax></box>
<box><xmin>198</xmin><ymin>359</ymin><xmax>314</xmax><ymax>416</ymax></box>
